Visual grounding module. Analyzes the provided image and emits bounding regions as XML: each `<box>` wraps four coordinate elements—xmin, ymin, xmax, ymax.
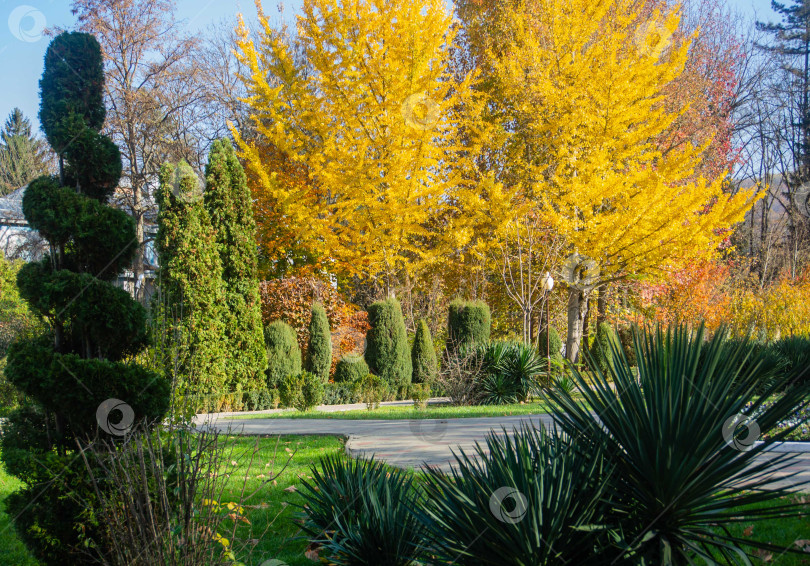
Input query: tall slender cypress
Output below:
<box><xmin>306</xmin><ymin>302</ymin><xmax>332</xmax><ymax>382</ymax></box>
<box><xmin>204</xmin><ymin>139</ymin><xmax>266</xmax><ymax>389</ymax></box>
<box><xmin>156</xmin><ymin>161</ymin><xmax>228</xmax><ymax>397</ymax></box>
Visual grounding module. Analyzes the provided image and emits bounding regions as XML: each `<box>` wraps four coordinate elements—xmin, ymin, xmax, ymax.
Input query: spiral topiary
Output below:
<box><xmin>0</xmin><ymin>32</ymin><xmax>169</xmax><ymax>565</ymax></box>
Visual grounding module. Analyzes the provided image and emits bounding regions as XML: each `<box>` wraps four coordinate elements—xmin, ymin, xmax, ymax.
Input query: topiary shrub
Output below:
<box><xmin>448</xmin><ymin>299</ymin><xmax>491</xmax><ymax>352</ymax></box>
<box><xmin>334</xmin><ymin>354</ymin><xmax>369</xmax><ymax>384</ymax></box>
<box><xmin>306</xmin><ymin>302</ymin><xmax>332</xmax><ymax>382</ymax></box>
<box><xmin>365</xmin><ymin>297</ymin><xmax>411</xmax><ymax>393</ymax></box>
<box><xmin>279</xmin><ymin>372</ymin><xmax>324</xmax><ymax>412</ymax></box>
<box><xmin>353</xmin><ymin>374</ymin><xmax>389</xmax><ymax>410</ymax></box>
<box><xmin>411</xmin><ymin>319</ymin><xmax>438</xmax><ymax>386</ymax></box>
<box><xmin>410</xmin><ymin>382</ymin><xmax>431</xmax><ymax>409</ymax></box>
<box><xmin>264</xmin><ymin>321</ymin><xmax>302</xmax><ymax>389</ymax></box>
<box><xmin>588</xmin><ymin>323</ymin><xmax>618</xmax><ymax>376</ymax></box>
<box><xmin>323</xmin><ymin>382</ymin><xmax>360</xmax><ymax>405</ymax></box>
<box><xmin>1</xmin><ymin>32</ymin><xmax>169</xmax><ymax>565</ymax></box>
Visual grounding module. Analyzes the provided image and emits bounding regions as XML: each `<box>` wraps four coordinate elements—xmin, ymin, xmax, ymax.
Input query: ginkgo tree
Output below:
<box><xmin>482</xmin><ymin>0</ymin><xmax>757</xmax><ymax>360</ymax></box>
<box><xmin>232</xmin><ymin>0</ymin><xmax>484</xmax><ymax>291</ymax></box>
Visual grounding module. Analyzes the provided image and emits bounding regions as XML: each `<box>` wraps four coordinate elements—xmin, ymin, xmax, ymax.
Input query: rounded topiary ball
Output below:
<box><xmin>334</xmin><ymin>355</ymin><xmax>370</xmax><ymax>383</ymax></box>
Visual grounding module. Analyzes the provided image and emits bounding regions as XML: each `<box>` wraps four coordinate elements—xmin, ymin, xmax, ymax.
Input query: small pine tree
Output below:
<box><xmin>0</xmin><ymin>108</ymin><xmax>50</xmax><ymax>195</ymax></box>
<box><xmin>306</xmin><ymin>302</ymin><xmax>332</xmax><ymax>382</ymax></box>
<box><xmin>204</xmin><ymin>138</ymin><xmax>266</xmax><ymax>390</ymax></box>
<box><xmin>448</xmin><ymin>299</ymin><xmax>491</xmax><ymax>351</ymax></box>
<box><xmin>411</xmin><ymin>319</ymin><xmax>437</xmax><ymax>385</ymax></box>
<box><xmin>589</xmin><ymin>323</ymin><xmax>617</xmax><ymax>375</ymax></box>
<box><xmin>156</xmin><ymin>161</ymin><xmax>228</xmax><ymax>398</ymax></box>
<box><xmin>365</xmin><ymin>297</ymin><xmax>412</xmax><ymax>393</ymax></box>
<box><xmin>264</xmin><ymin>321</ymin><xmax>302</xmax><ymax>388</ymax></box>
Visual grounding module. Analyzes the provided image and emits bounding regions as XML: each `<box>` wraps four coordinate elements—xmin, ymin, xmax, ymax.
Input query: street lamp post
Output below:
<box><xmin>541</xmin><ymin>272</ymin><xmax>554</xmax><ymax>377</ymax></box>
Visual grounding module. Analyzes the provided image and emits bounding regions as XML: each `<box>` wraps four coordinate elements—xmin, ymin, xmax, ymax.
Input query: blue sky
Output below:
<box><xmin>0</xmin><ymin>0</ymin><xmax>781</xmax><ymax>134</ymax></box>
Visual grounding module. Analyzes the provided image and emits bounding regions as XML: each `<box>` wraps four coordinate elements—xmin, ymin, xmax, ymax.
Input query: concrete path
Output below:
<box><xmin>200</xmin><ymin>412</ymin><xmax>810</xmax><ymax>492</ymax></box>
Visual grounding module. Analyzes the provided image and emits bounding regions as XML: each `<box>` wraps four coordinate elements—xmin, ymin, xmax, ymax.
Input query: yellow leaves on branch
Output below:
<box><xmin>232</xmin><ymin>0</ymin><xmax>482</xmax><ymax>281</ymax></box>
<box><xmin>234</xmin><ymin>0</ymin><xmax>758</xmax><ymax>285</ymax></box>
<box><xmin>484</xmin><ymin>0</ymin><xmax>758</xmax><ymax>281</ymax></box>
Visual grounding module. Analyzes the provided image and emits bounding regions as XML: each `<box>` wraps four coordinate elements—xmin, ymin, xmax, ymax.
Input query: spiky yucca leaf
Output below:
<box><xmin>418</xmin><ymin>425</ymin><xmax>615</xmax><ymax>565</ymax></box>
<box><xmin>298</xmin><ymin>454</ymin><xmax>423</xmax><ymax>566</ymax></box>
<box><xmin>546</xmin><ymin>325</ymin><xmax>810</xmax><ymax>565</ymax></box>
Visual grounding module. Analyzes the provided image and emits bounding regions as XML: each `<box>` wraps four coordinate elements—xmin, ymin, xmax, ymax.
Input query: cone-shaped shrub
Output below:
<box><xmin>264</xmin><ymin>321</ymin><xmax>302</xmax><ymax>388</ymax></box>
<box><xmin>156</xmin><ymin>161</ymin><xmax>228</xmax><ymax>397</ymax></box>
<box><xmin>334</xmin><ymin>355</ymin><xmax>369</xmax><ymax>383</ymax></box>
<box><xmin>1</xmin><ymin>32</ymin><xmax>169</xmax><ymax>565</ymax></box>
<box><xmin>365</xmin><ymin>297</ymin><xmax>412</xmax><ymax>392</ymax></box>
<box><xmin>448</xmin><ymin>299</ymin><xmax>490</xmax><ymax>351</ymax></box>
<box><xmin>204</xmin><ymin>138</ymin><xmax>266</xmax><ymax>390</ymax></box>
<box><xmin>588</xmin><ymin>322</ymin><xmax>617</xmax><ymax>375</ymax></box>
<box><xmin>411</xmin><ymin>319</ymin><xmax>437</xmax><ymax>385</ymax></box>
<box><xmin>306</xmin><ymin>302</ymin><xmax>332</xmax><ymax>382</ymax></box>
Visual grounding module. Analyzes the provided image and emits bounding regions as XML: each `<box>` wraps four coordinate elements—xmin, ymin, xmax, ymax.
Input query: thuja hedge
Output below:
<box><xmin>365</xmin><ymin>297</ymin><xmax>411</xmax><ymax>393</ymax></box>
<box><xmin>448</xmin><ymin>299</ymin><xmax>490</xmax><ymax>351</ymax></box>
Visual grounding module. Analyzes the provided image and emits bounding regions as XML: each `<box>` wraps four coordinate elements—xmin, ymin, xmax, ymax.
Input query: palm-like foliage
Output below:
<box><xmin>418</xmin><ymin>425</ymin><xmax>614</xmax><ymax>565</ymax></box>
<box><xmin>476</xmin><ymin>342</ymin><xmax>545</xmax><ymax>404</ymax></box>
<box><xmin>545</xmin><ymin>325</ymin><xmax>810</xmax><ymax>565</ymax></box>
<box><xmin>298</xmin><ymin>454</ymin><xmax>424</xmax><ymax>566</ymax></box>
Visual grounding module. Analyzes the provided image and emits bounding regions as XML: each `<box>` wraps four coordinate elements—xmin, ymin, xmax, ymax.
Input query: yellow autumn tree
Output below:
<box><xmin>232</xmin><ymin>0</ymin><xmax>487</xmax><ymax>290</ymax></box>
<box><xmin>482</xmin><ymin>0</ymin><xmax>757</xmax><ymax>360</ymax></box>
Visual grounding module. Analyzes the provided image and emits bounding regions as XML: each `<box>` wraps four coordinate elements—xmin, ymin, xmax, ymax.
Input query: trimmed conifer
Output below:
<box><xmin>411</xmin><ymin>319</ymin><xmax>437</xmax><ymax>385</ymax></box>
<box><xmin>156</xmin><ymin>161</ymin><xmax>228</xmax><ymax>396</ymax></box>
<box><xmin>1</xmin><ymin>32</ymin><xmax>169</xmax><ymax>564</ymax></box>
<box><xmin>365</xmin><ymin>297</ymin><xmax>411</xmax><ymax>392</ymax></box>
<box><xmin>265</xmin><ymin>320</ymin><xmax>302</xmax><ymax>388</ymax></box>
<box><xmin>306</xmin><ymin>302</ymin><xmax>332</xmax><ymax>382</ymax></box>
<box><xmin>448</xmin><ymin>299</ymin><xmax>491</xmax><ymax>351</ymax></box>
<box><xmin>204</xmin><ymin>139</ymin><xmax>266</xmax><ymax>389</ymax></box>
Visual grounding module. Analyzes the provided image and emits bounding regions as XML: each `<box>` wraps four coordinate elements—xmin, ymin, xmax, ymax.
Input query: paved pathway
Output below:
<box><xmin>199</xmin><ymin>411</ymin><xmax>810</xmax><ymax>492</ymax></box>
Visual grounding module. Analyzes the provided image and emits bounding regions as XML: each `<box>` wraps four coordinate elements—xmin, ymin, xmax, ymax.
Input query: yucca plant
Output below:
<box><xmin>476</xmin><ymin>342</ymin><xmax>544</xmax><ymax>404</ymax></box>
<box><xmin>418</xmin><ymin>425</ymin><xmax>615</xmax><ymax>565</ymax></box>
<box><xmin>545</xmin><ymin>324</ymin><xmax>810</xmax><ymax>565</ymax></box>
<box><xmin>298</xmin><ymin>454</ymin><xmax>424</xmax><ymax>566</ymax></box>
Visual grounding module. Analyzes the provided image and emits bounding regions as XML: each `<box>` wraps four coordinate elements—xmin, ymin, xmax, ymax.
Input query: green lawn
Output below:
<box><xmin>0</xmin><ymin>460</ymin><xmax>45</xmax><ymax>566</ymax></box>
<box><xmin>220</xmin><ymin>400</ymin><xmax>558</xmax><ymax>420</ymax></box>
<box><xmin>220</xmin><ymin>435</ymin><xmax>346</xmax><ymax>566</ymax></box>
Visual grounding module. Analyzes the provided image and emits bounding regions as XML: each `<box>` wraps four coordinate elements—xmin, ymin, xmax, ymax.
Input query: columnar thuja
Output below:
<box><xmin>0</xmin><ymin>32</ymin><xmax>169</xmax><ymax>564</ymax></box>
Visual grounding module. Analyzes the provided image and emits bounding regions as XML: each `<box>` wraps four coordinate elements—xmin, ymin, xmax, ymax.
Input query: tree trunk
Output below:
<box><xmin>582</xmin><ymin>296</ymin><xmax>592</xmax><ymax>351</ymax></box>
<box><xmin>133</xmin><ymin>208</ymin><xmax>144</xmax><ymax>301</ymax></box>
<box><xmin>565</xmin><ymin>287</ymin><xmax>589</xmax><ymax>363</ymax></box>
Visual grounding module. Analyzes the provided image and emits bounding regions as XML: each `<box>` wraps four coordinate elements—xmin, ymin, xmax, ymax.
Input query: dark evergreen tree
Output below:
<box><xmin>204</xmin><ymin>139</ymin><xmax>266</xmax><ymax>390</ymax></box>
<box><xmin>0</xmin><ymin>32</ymin><xmax>169</xmax><ymax>565</ymax></box>
<box><xmin>156</xmin><ymin>161</ymin><xmax>228</xmax><ymax>398</ymax></box>
<box><xmin>265</xmin><ymin>320</ymin><xmax>302</xmax><ymax>388</ymax></box>
<box><xmin>588</xmin><ymin>323</ymin><xmax>617</xmax><ymax>376</ymax></box>
<box><xmin>306</xmin><ymin>302</ymin><xmax>332</xmax><ymax>382</ymax></box>
<box><xmin>411</xmin><ymin>319</ymin><xmax>437</xmax><ymax>385</ymax></box>
<box><xmin>0</xmin><ymin>108</ymin><xmax>50</xmax><ymax>195</ymax></box>
<box><xmin>365</xmin><ymin>297</ymin><xmax>411</xmax><ymax>393</ymax></box>
<box><xmin>448</xmin><ymin>299</ymin><xmax>491</xmax><ymax>351</ymax></box>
